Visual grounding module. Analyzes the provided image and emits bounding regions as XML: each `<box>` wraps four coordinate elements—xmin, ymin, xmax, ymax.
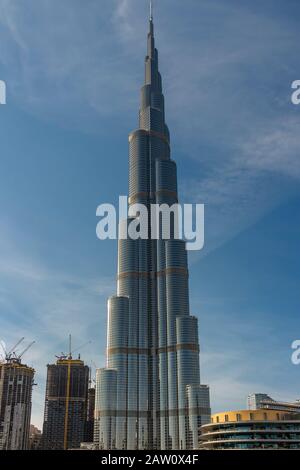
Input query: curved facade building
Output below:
<box><xmin>96</xmin><ymin>11</ymin><xmax>210</xmax><ymax>450</ymax></box>
<box><xmin>0</xmin><ymin>360</ymin><xmax>34</xmax><ymax>450</ymax></box>
<box><xmin>200</xmin><ymin>410</ymin><xmax>300</xmax><ymax>450</ymax></box>
<box><xmin>94</xmin><ymin>368</ymin><xmax>117</xmax><ymax>450</ymax></box>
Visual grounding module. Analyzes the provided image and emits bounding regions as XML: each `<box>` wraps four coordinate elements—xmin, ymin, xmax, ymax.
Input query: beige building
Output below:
<box><xmin>200</xmin><ymin>409</ymin><xmax>300</xmax><ymax>450</ymax></box>
<box><xmin>0</xmin><ymin>360</ymin><xmax>34</xmax><ymax>450</ymax></box>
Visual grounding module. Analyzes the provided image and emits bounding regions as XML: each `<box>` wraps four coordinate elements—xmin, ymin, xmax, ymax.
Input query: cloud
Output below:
<box><xmin>200</xmin><ymin>315</ymin><xmax>300</xmax><ymax>413</ymax></box>
<box><xmin>0</xmin><ymin>0</ymin><xmax>141</xmax><ymax>126</ymax></box>
<box><xmin>0</xmin><ymin>0</ymin><xmax>299</xmax><ymax>425</ymax></box>
<box><xmin>240</xmin><ymin>115</ymin><xmax>300</xmax><ymax>180</ymax></box>
<box><xmin>0</xmin><ymin>229</ymin><xmax>113</xmax><ymax>428</ymax></box>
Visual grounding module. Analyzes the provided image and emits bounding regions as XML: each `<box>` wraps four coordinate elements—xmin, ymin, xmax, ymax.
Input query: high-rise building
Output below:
<box><xmin>84</xmin><ymin>386</ymin><xmax>95</xmax><ymax>443</ymax></box>
<box><xmin>29</xmin><ymin>424</ymin><xmax>42</xmax><ymax>450</ymax></box>
<box><xmin>248</xmin><ymin>393</ymin><xmax>300</xmax><ymax>413</ymax></box>
<box><xmin>200</xmin><ymin>409</ymin><xmax>300</xmax><ymax>450</ymax></box>
<box><xmin>42</xmin><ymin>356</ymin><xmax>89</xmax><ymax>450</ymax></box>
<box><xmin>95</xmin><ymin>7</ymin><xmax>210</xmax><ymax>450</ymax></box>
<box><xmin>94</xmin><ymin>368</ymin><xmax>117</xmax><ymax>450</ymax></box>
<box><xmin>0</xmin><ymin>358</ymin><xmax>34</xmax><ymax>450</ymax></box>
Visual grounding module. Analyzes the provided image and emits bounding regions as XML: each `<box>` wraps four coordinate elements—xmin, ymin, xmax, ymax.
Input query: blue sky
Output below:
<box><xmin>0</xmin><ymin>0</ymin><xmax>299</xmax><ymax>428</ymax></box>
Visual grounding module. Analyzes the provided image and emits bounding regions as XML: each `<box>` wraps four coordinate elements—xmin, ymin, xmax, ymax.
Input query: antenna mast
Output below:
<box><xmin>68</xmin><ymin>334</ymin><xmax>72</xmax><ymax>359</ymax></box>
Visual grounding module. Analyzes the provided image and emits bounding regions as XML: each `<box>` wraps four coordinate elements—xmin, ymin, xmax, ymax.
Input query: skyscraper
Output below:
<box><xmin>84</xmin><ymin>385</ymin><xmax>95</xmax><ymax>443</ymax></box>
<box><xmin>42</xmin><ymin>356</ymin><xmax>89</xmax><ymax>450</ymax></box>
<box><xmin>96</xmin><ymin>7</ymin><xmax>210</xmax><ymax>450</ymax></box>
<box><xmin>0</xmin><ymin>358</ymin><xmax>34</xmax><ymax>450</ymax></box>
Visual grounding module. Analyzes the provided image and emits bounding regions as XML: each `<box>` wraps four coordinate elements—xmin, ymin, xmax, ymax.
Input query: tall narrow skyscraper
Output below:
<box><xmin>0</xmin><ymin>358</ymin><xmax>34</xmax><ymax>450</ymax></box>
<box><xmin>42</xmin><ymin>356</ymin><xmax>89</xmax><ymax>450</ymax></box>
<box><xmin>96</xmin><ymin>7</ymin><xmax>210</xmax><ymax>450</ymax></box>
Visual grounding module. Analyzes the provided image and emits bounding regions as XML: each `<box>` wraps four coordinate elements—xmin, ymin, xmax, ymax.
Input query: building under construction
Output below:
<box><xmin>42</xmin><ymin>355</ymin><xmax>89</xmax><ymax>450</ymax></box>
<box><xmin>0</xmin><ymin>342</ymin><xmax>35</xmax><ymax>450</ymax></box>
<box><xmin>84</xmin><ymin>386</ymin><xmax>95</xmax><ymax>443</ymax></box>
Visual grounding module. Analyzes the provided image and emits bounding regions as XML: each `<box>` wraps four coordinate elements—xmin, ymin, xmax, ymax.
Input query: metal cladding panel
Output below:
<box><xmin>156</xmin><ymin>159</ymin><xmax>177</xmax><ymax>194</ymax></box>
<box><xmin>140</xmin><ymin>84</ymin><xmax>152</xmax><ymax>110</ymax></box>
<box><xmin>106</xmin><ymin>296</ymin><xmax>129</xmax><ymax>449</ymax></box>
<box><xmin>186</xmin><ymin>385</ymin><xmax>202</xmax><ymax>450</ymax></box>
<box><xmin>152</xmin><ymin>135</ymin><xmax>170</xmax><ymax>161</ymax></box>
<box><xmin>176</xmin><ymin>315</ymin><xmax>199</xmax><ymax>345</ymax></box>
<box><xmin>176</xmin><ymin>316</ymin><xmax>200</xmax><ymax>450</ymax></box>
<box><xmin>187</xmin><ymin>384</ymin><xmax>211</xmax><ymax>427</ymax></box>
<box><xmin>118</xmin><ymin>219</ymin><xmax>139</xmax><ymax>273</ymax></box>
<box><xmin>129</xmin><ymin>131</ymin><xmax>149</xmax><ymax>197</ymax></box>
<box><xmin>107</xmin><ymin>296</ymin><xmax>129</xmax><ymax>350</ymax></box>
<box><xmin>140</xmin><ymin>107</ymin><xmax>165</xmax><ymax>134</ymax></box>
<box><xmin>95</xmin><ymin>369</ymin><xmax>117</xmax><ymax>450</ymax></box>
<box><xmin>166</xmin><ymin>240</ymin><xmax>188</xmax><ymax>268</ymax></box>
<box><xmin>151</xmin><ymin>92</ymin><xmax>165</xmax><ymax>114</ymax></box>
<box><xmin>176</xmin><ymin>316</ymin><xmax>200</xmax><ymax>391</ymax></box>
<box><xmin>145</xmin><ymin>58</ymin><xmax>161</xmax><ymax>91</ymax></box>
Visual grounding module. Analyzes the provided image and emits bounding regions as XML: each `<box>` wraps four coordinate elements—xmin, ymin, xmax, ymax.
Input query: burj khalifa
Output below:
<box><xmin>94</xmin><ymin>5</ymin><xmax>211</xmax><ymax>450</ymax></box>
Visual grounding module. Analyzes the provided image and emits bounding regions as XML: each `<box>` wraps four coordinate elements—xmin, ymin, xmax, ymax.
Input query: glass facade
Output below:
<box><xmin>201</xmin><ymin>411</ymin><xmax>300</xmax><ymax>449</ymax></box>
<box><xmin>94</xmin><ymin>369</ymin><xmax>117</xmax><ymax>450</ymax></box>
<box><xmin>94</xmin><ymin>14</ymin><xmax>210</xmax><ymax>450</ymax></box>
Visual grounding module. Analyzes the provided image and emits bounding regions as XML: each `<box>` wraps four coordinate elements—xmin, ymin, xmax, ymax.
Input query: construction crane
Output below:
<box><xmin>89</xmin><ymin>361</ymin><xmax>97</xmax><ymax>386</ymax></box>
<box><xmin>18</xmin><ymin>341</ymin><xmax>35</xmax><ymax>360</ymax></box>
<box><xmin>6</xmin><ymin>337</ymin><xmax>25</xmax><ymax>358</ymax></box>
<box><xmin>1</xmin><ymin>338</ymin><xmax>35</xmax><ymax>364</ymax></box>
<box><xmin>58</xmin><ymin>334</ymin><xmax>91</xmax><ymax>450</ymax></box>
<box><xmin>56</xmin><ymin>335</ymin><xmax>91</xmax><ymax>361</ymax></box>
<box><xmin>70</xmin><ymin>340</ymin><xmax>92</xmax><ymax>359</ymax></box>
<box><xmin>0</xmin><ymin>340</ymin><xmax>7</xmax><ymax>358</ymax></box>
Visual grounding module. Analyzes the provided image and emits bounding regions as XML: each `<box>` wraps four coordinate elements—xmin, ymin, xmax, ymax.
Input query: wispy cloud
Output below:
<box><xmin>240</xmin><ymin>115</ymin><xmax>300</xmax><ymax>179</ymax></box>
<box><xmin>0</xmin><ymin>0</ymin><xmax>299</xmax><ymax>425</ymax></box>
<box><xmin>200</xmin><ymin>313</ymin><xmax>299</xmax><ymax>412</ymax></box>
<box><xmin>0</xmin><ymin>228</ymin><xmax>113</xmax><ymax>427</ymax></box>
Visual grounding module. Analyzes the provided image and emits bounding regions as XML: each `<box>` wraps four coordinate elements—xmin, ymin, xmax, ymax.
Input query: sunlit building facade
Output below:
<box><xmin>0</xmin><ymin>360</ymin><xmax>34</xmax><ymax>450</ymax></box>
<box><xmin>200</xmin><ymin>409</ymin><xmax>300</xmax><ymax>450</ymax></box>
<box><xmin>95</xmin><ymin>10</ymin><xmax>210</xmax><ymax>450</ymax></box>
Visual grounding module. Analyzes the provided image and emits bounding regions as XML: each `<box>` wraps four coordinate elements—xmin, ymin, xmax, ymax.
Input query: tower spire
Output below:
<box><xmin>149</xmin><ymin>0</ymin><xmax>154</xmax><ymax>36</ymax></box>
